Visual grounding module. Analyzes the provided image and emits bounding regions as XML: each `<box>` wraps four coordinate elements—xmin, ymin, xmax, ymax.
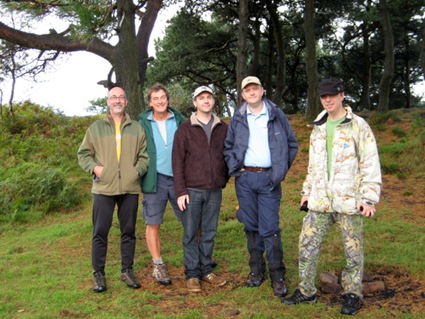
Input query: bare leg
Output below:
<box><xmin>146</xmin><ymin>224</ymin><xmax>161</xmax><ymax>260</ymax></box>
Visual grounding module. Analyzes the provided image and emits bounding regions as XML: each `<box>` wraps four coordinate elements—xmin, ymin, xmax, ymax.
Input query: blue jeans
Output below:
<box><xmin>181</xmin><ymin>189</ymin><xmax>222</xmax><ymax>279</ymax></box>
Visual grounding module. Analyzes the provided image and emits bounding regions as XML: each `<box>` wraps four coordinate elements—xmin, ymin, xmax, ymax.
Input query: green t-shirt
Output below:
<box><xmin>326</xmin><ymin>116</ymin><xmax>346</xmax><ymax>178</ymax></box>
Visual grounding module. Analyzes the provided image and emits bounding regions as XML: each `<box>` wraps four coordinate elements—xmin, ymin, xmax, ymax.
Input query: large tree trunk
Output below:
<box><xmin>377</xmin><ymin>0</ymin><xmax>394</xmax><ymax>112</ymax></box>
<box><xmin>114</xmin><ymin>0</ymin><xmax>143</xmax><ymax>119</ymax></box>
<box><xmin>304</xmin><ymin>0</ymin><xmax>320</xmax><ymax>120</ymax></box>
<box><xmin>266</xmin><ymin>0</ymin><xmax>286</xmax><ymax>106</ymax></box>
<box><xmin>421</xmin><ymin>19</ymin><xmax>425</xmax><ymax>76</ymax></box>
<box><xmin>236</xmin><ymin>0</ymin><xmax>249</xmax><ymax>105</ymax></box>
<box><xmin>136</xmin><ymin>0</ymin><xmax>162</xmax><ymax>110</ymax></box>
<box><xmin>360</xmin><ymin>22</ymin><xmax>372</xmax><ymax>110</ymax></box>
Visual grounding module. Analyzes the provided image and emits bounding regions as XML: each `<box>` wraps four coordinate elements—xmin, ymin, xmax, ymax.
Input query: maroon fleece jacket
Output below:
<box><xmin>172</xmin><ymin>113</ymin><xmax>229</xmax><ymax>197</ymax></box>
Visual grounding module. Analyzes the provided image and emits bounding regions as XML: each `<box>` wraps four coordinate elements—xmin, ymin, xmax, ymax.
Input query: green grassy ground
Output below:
<box><xmin>1</xmin><ymin>108</ymin><xmax>424</xmax><ymax>318</ymax></box>
<box><xmin>1</xmin><ymin>177</ymin><xmax>424</xmax><ymax>319</ymax></box>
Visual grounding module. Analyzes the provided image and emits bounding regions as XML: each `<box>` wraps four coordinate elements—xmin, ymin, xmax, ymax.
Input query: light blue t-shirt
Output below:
<box><xmin>244</xmin><ymin>103</ymin><xmax>272</xmax><ymax>168</ymax></box>
<box><xmin>148</xmin><ymin>110</ymin><xmax>178</xmax><ymax>176</ymax></box>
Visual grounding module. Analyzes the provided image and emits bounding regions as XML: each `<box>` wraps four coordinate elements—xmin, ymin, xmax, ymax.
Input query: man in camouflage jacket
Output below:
<box><xmin>283</xmin><ymin>79</ymin><xmax>381</xmax><ymax>316</ymax></box>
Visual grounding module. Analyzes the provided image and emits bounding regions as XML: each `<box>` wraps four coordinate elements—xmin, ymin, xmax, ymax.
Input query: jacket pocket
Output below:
<box><xmin>98</xmin><ymin>166</ymin><xmax>113</xmax><ymax>185</ymax></box>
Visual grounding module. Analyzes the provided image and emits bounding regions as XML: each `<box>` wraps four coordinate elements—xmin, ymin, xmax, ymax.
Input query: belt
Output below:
<box><xmin>242</xmin><ymin>166</ymin><xmax>271</xmax><ymax>172</ymax></box>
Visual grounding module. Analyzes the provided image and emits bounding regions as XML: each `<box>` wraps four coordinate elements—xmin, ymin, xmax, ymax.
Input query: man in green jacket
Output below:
<box><xmin>77</xmin><ymin>86</ymin><xmax>148</xmax><ymax>293</ymax></box>
<box><xmin>138</xmin><ymin>83</ymin><xmax>185</xmax><ymax>285</ymax></box>
<box><xmin>139</xmin><ymin>83</ymin><xmax>185</xmax><ymax>285</ymax></box>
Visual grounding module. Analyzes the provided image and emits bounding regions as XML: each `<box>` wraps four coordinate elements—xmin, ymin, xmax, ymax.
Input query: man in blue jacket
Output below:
<box><xmin>224</xmin><ymin>76</ymin><xmax>298</xmax><ymax>297</ymax></box>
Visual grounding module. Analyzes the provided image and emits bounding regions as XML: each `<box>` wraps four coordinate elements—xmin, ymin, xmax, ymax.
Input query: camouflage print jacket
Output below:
<box><xmin>301</xmin><ymin>106</ymin><xmax>382</xmax><ymax>214</ymax></box>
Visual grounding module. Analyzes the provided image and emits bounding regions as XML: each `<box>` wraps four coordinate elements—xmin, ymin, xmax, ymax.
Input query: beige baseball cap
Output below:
<box><xmin>192</xmin><ymin>86</ymin><xmax>214</xmax><ymax>100</ymax></box>
<box><xmin>241</xmin><ymin>76</ymin><xmax>262</xmax><ymax>90</ymax></box>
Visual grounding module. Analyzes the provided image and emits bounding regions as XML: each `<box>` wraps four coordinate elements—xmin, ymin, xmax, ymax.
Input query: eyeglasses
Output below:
<box><xmin>108</xmin><ymin>95</ymin><xmax>127</xmax><ymax>101</ymax></box>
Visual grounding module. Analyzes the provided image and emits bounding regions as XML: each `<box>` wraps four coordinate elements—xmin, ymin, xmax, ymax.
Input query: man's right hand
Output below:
<box><xmin>300</xmin><ymin>195</ymin><xmax>309</xmax><ymax>212</ymax></box>
<box><xmin>93</xmin><ymin>165</ymin><xmax>104</xmax><ymax>178</ymax></box>
<box><xmin>177</xmin><ymin>194</ymin><xmax>190</xmax><ymax>211</ymax></box>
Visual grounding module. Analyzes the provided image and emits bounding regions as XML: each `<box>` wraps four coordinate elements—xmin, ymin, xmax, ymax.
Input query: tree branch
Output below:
<box><xmin>0</xmin><ymin>21</ymin><xmax>114</xmax><ymax>62</ymax></box>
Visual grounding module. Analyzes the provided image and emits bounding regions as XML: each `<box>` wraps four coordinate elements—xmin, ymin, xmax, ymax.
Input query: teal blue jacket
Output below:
<box><xmin>138</xmin><ymin>107</ymin><xmax>185</xmax><ymax>193</ymax></box>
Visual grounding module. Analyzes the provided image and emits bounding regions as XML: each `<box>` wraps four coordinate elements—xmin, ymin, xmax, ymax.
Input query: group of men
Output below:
<box><xmin>77</xmin><ymin>76</ymin><xmax>381</xmax><ymax>316</ymax></box>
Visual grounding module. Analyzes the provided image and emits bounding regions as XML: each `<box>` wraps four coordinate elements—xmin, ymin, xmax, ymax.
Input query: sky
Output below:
<box><xmin>1</xmin><ymin>7</ymin><xmax>424</xmax><ymax>116</ymax></box>
<box><xmin>0</xmin><ymin>6</ymin><xmax>176</xmax><ymax>116</ymax></box>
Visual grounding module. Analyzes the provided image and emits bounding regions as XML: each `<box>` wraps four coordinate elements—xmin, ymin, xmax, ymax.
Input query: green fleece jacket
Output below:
<box><xmin>77</xmin><ymin>113</ymin><xmax>149</xmax><ymax>195</ymax></box>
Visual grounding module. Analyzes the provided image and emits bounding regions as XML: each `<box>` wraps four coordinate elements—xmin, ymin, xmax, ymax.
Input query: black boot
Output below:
<box><xmin>245</xmin><ymin>231</ymin><xmax>266</xmax><ymax>287</ymax></box>
<box><xmin>265</xmin><ymin>232</ymin><xmax>288</xmax><ymax>297</ymax></box>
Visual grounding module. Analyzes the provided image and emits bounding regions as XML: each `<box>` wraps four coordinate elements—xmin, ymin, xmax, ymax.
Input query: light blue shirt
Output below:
<box><xmin>244</xmin><ymin>103</ymin><xmax>272</xmax><ymax>167</ymax></box>
<box><xmin>148</xmin><ymin>110</ymin><xmax>177</xmax><ymax>176</ymax></box>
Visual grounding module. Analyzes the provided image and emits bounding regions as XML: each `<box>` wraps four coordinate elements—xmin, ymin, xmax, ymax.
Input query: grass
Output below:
<box><xmin>1</xmin><ymin>182</ymin><xmax>424</xmax><ymax>318</ymax></box>
<box><xmin>1</xmin><ymin>107</ymin><xmax>425</xmax><ymax>318</ymax></box>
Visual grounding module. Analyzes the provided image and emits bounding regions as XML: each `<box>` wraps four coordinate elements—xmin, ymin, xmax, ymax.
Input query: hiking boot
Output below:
<box><xmin>152</xmin><ymin>263</ymin><xmax>172</xmax><ymax>285</ymax></box>
<box><xmin>93</xmin><ymin>271</ymin><xmax>106</xmax><ymax>293</ymax></box>
<box><xmin>272</xmin><ymin>279</ymin><xmax>288</xmax><ymax>297</ymax></box>
<box><xmin>120</xmin><ymin>268</ymin><xmax>141</xmax><ymax>289</ymax></box>
<box><xmin>201</xmin><ymin>273</ymin><xmax>227</xmax><ymax>286</ymax></box>
<box><xmin>282</xmin><ymin>289</ymin><xmax>317</xmax><ymax>305</ymax></box>
<box><xmin>341</xmin><ymin>293</ymin><xmax>361</xmax><ymax>315</ymax></box>
<box><xmin>187</xmin><ymin>278</ymin><xmax>202</xmax><ymax>292</ymax></box>
<box><xmin>246</xmin><ymin>272</ymin><xmax>265</xmax><ymax>287</ymax></box>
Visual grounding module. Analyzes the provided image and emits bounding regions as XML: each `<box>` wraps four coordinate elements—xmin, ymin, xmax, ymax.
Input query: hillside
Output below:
<box><xmin>0</xmin><ymin>106</ymin><xmax>424</xmax><ymax>319</ymax></box>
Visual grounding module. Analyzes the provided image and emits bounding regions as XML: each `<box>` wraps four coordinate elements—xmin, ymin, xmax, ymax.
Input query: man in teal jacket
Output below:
<box><xmin>138</xmin><ymin>83</ymin><xmax>185</xmax><ymax>285</ymax></box>
<box><xmin>78</xmin><ymin>86</ymin><xmax>148</xmax><ymax>293</ymax></box>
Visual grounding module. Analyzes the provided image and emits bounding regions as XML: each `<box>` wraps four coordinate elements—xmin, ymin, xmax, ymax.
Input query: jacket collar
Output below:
<box><xmin>190</xmin><ymin>112</ymin><xmax>221</xmax><ymax>128</ymax></box>
<box><xmin>236</xmin><ymin>97</ymin><xmax>278</xmax><ymax>121</ymax></box>
<box><xmin>309</xmin><ymin>105</ymin><xmax>354</xmax><ymax>126</ymax></box>
<box><xmin>104</xmin><ymin>112</ymin><xmax>132</xmax><ymax>126</ymax></box>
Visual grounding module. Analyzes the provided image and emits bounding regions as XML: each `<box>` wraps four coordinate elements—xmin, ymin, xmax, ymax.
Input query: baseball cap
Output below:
<box><xmin>241</xmin><ymin>76</ymin><xmax>262</xmax><ymax>90</ymax></box>
<box><xmin>319</xmin><ymin>78</ymin><xmax>344</xmax><ymax>96</ymax></box>
<box><xmin>192</xmin><ymin>86</ymin><xmax>214</xmax><ymax>99</ymax></box>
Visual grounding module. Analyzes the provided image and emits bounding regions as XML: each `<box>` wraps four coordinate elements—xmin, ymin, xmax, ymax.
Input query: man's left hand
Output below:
<box><xmin>358</xmin><ymin>202</ymin><xmax>376</xmax><ymax>218</ymax></box>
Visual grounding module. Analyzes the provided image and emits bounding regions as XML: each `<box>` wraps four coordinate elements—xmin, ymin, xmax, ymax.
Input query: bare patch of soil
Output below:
<box><xmin>319</xmin><ymin>269</ymin><xmax>425</xmax><ymax>314</ymax></box>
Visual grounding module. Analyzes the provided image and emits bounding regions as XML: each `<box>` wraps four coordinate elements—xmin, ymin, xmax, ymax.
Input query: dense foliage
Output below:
<box><xmin>0</xmin><ymin>102</ymin><xmax>92</xmax><ymax>223</ymax></box>
<box><xmin>147</xmin><ymin>0</ymin><xmax>425</xmax><ymax>115</ymax></box>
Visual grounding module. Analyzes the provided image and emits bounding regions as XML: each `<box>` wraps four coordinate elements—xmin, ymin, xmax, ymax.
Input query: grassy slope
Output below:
<box><xmin>0</xmin><ymin>109</ymin><xmax>424</xmax><ymax>319</ymax></box>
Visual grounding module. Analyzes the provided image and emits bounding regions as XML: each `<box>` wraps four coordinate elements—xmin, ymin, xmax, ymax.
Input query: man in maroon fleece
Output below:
<box><xmin>172</xmin><ymin>86</ymin><xmax>229</xmax><ymax>293</ymax></box>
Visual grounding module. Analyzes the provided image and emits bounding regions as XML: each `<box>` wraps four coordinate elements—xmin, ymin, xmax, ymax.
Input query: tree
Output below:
<box><xmin>147</xmin><ymin>9</ymin><xmax>237</xmax><ymax>116</ymax></box>
<box><xmin>377</xmin><ymin>0</ymin><xmax>394</xmax><ymax>112</ymax></box>
<box><xmin>304</xmin><ymin>0</ymin><xmax>320</xmax><ymax>119</ymax></box>
<box><xmin>0</xmin><ymin>0</ymin><xmax>164</xmax><ymax>119</ymax></box>
<box><xmin>236</xmin><ymin>0</ymin><xmax>249</xmax><ymax>104</ymax></box>
<box><xmin>421</xmin><ymin>19</ymin><xmax>425</xmax><ymax>75</ymax></box>
<box><xmin>0</xmin><ymin>15</ymin><xmax>60</xmax><ymax>114</ymax></box>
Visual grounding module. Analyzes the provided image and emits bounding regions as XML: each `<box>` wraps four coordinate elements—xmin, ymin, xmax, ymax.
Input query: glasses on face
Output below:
<box><xmin>108</xmin><ymin>95</ymin><xmax>127</xmax><ymax>101</ymax></box>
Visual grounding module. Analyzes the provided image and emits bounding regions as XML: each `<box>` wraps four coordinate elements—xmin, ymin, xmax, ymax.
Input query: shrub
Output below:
<box><xmin>0</xmin><ymin>103</ymin><xmax>91</xmax><ymax>224</ymax></box>
<box><xmin>0</xmin><ymin>162</ymin><xmax>87</xmax><ymax>223</ymax></box>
